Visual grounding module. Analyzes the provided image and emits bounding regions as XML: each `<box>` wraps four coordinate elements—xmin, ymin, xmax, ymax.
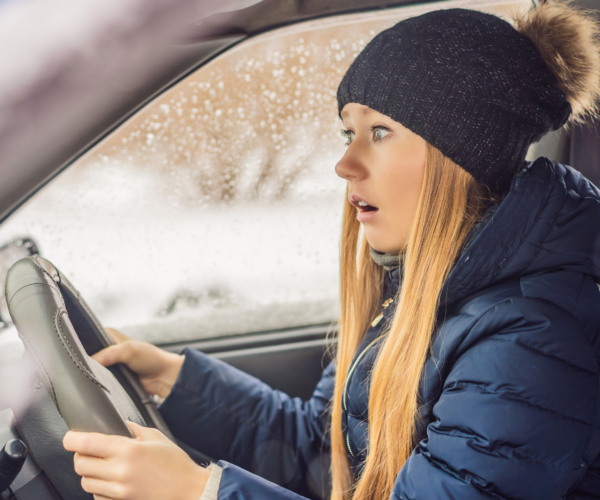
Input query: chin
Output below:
<box><xmin>372</xmin><ymin>247</ymin><xmax>401</xmax><ymax>255</ymax></box>
<box><xmin>365</xmin><ymin>237</ymin><xmax>402</xmax><ymax>255</ymax></box>
<box><xmin>363</xmin><ymin>223</ymin><xmax>405</xmax><ymax>254</ymax></box>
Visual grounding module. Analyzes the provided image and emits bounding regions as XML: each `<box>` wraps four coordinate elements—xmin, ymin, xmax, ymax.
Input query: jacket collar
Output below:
<box><xmin>441</xmin><ymin>157</ymin><xmax>600</xmax><ymax>308</ymax></box>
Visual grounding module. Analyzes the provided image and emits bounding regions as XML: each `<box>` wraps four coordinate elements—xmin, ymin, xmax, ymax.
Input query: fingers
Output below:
<box><xmin>64</xmin><ymin>431</ymin><xmax>126</xmax><ymax>458</ymax></box>
<box><xmin>73</xmin><ymin>454</ymin><xmax>114</xmax><ymax>481</ymax></box>
<box><xmin>69</xmin><ymin>423</ymin><xmax>205</xmax><ymax>500</ymax></box>
<box><xmin>92</xmin><ymin>343</ymin><xmax>134</xmax><ymax>368</ymax></box>
<box><xmin>81</xmin><ymin>476</ymin><xmax>126</xmax><ymax>499</ymax></box>
<box><xmin>127</xmin><ymin>422</ymin><xmax>166</xmax><ymax>443</ymax></box>
<box><xmin>105</xmin><ymin>328</ymin><xmax>131</xmax><ymax>344</ymax></box>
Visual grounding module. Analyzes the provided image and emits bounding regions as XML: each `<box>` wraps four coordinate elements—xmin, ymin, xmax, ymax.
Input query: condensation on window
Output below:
<box><xmin>0</xmin><ymin>0</ymin><xmax>530</xmax><ymax>346</ymax></box>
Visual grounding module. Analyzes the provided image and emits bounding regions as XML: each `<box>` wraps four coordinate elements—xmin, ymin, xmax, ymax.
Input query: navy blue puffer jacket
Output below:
<box><xmin>159</xmin><ymin>158</ymin><xmax>600</xmax><ymax>499</ymax></box>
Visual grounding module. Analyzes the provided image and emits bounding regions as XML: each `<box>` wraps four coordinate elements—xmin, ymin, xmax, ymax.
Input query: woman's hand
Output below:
<box><xmin>64</xmin><ymin>422</ymin><xmax>209</xmax><ymax>500</ymax></box>
<box><xmin>93</xmin><ymin>328</ymin><xmax>184</xmax><ymax>399</ymax></box>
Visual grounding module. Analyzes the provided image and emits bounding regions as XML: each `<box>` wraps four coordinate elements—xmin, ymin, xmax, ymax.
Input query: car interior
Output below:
<box><xmin>0</xmin><ymin>0</ymin><xmax>598</xmax><ymax>499</ymax></box>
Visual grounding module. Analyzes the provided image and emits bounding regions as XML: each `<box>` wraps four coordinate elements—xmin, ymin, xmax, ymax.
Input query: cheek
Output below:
<box><xmin>362</xmin><ymin>138</ymin><xmax>426</xmax><ymax>253</ymax></box>
<box><xmin>382</xmin><ymin>145</ymin><xmax>426</xmax><ymax>218</ymax></box>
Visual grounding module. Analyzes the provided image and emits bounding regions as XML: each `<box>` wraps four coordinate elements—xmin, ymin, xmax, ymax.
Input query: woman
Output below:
<box><xmin>63</xmin><ymin>2</ymin><xmax>600</xmax><ymax>499</ymax></box>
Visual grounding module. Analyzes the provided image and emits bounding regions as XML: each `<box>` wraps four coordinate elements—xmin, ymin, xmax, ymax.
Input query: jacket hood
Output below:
<box><xmin>442</xmin><ymin>157</ymin><xmax>600</xmax><ymax>307</ymax></box>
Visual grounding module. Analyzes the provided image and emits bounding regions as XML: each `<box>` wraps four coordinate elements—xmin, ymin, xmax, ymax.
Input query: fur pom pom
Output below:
<box><xmin>513</xmin><ymin>0</ymin><xmax>600</xmax><ymax>124</ymax></box>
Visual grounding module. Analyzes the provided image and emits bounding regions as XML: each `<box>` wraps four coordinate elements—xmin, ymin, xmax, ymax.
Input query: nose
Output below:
<box><xmin>335</xmin><ymin>145</ymin><xmax>367</xmax><ymax>181</ymax></box>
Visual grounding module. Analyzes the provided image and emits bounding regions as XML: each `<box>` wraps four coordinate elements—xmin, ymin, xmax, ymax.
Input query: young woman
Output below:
<box><xmin>63</xmin><ymin>2</ymin><xmax>600</xmax><ymax>499</ymax></box>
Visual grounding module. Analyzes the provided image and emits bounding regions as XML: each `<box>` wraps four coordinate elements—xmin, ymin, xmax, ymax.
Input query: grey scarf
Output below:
<box><xmin>369</xmin><ymin>247</ymin><xmax>401</xmax><ymax>271</ymax></box>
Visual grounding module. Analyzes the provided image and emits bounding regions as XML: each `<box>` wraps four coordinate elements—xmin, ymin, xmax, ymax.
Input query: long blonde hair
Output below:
<box><xmin>331</xmin><ymin>143</ymin><xmax>490</xmax><ymax>500</ymax></box>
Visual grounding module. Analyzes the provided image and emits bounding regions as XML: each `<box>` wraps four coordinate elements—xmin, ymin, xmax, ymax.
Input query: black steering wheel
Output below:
<box><xmin>5</xmin><ymin>256</ymin><xmax>174</xmax><ymax>499</ymax></box>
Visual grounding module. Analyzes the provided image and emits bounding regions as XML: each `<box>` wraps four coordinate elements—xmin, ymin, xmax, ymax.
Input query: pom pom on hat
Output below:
<box><xmin>513</xmin><ymin>0</ymin><xmax>600</xmax><ymax>125</ymax></box>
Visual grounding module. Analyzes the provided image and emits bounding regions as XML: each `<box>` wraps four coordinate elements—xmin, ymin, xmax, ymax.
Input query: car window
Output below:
<box><xmin>0</xmin><ymin>0</ymin><xmax>532</xmax><ymax>346</ymax></box>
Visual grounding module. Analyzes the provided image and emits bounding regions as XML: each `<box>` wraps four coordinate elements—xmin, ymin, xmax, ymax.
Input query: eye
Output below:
<box><xmin>370</xmin><ymin>126</ymin><xmax>390</xmax><ymax>142</ymax></box>
<box><xmin>340</xmin><ymin>129</ymin><xmax>355</xmax><ymax>146</ymax></box>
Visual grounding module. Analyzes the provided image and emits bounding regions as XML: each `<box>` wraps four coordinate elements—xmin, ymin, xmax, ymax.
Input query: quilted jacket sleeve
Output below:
<box><xmin>159</xmin><ymin>348</ymin><xmax>333</xmax><ymax>499</ymax></box>
<box><xmin>392</xmin><ymin>297</ymin><xmax>600</xmax><ymax>500</ymax></box>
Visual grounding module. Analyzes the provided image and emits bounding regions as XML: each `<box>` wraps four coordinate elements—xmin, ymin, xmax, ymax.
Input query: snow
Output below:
<box><xmin>0</xmin><ymin>162</ymin><xmax>345</xmax><ymax>345</ymax></box>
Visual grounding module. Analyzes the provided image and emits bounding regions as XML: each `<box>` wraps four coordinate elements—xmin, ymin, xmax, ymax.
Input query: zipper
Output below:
<box><xmin>346</xmin><ymin>431</ymin><xmax>355</xmax><ymax>457</ymax></box>
<box><xmin>342</xmin><ymin>337</ymin><xmax>380</xmax><ymax>457</ymax></box>
<box><xmin>342</xmin><ymin>336</ymin><xmax>381</xmax><ymax>413</ymax></box>
<box><xmin>342</xmin><ymin>297</ymin><xmax>394</xmax><ymax>457</ymax></box>
<box><xmin>370</xmin><ymin>297</ymin><xmax>393</xmax><ymax>328</ymax></box>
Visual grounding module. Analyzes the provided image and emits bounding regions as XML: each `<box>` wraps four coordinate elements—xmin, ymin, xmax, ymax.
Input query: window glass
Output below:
<box><xmin>0</xmin><ymin>0</ymin><xmax>531</xmax><ymax>345</ymax></box>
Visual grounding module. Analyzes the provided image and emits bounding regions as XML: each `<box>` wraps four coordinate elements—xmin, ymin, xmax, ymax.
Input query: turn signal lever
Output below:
<box><xmin>0</xmin><ymin>439</ymin><xmax>27</xmax><ymax>492</ymax></box>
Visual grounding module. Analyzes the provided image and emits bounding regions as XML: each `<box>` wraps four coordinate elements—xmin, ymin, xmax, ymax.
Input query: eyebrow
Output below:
<box><xmin>341</xmin><ymin>105</ymin><xmax>376</xmax><ymax>121</ymax></box>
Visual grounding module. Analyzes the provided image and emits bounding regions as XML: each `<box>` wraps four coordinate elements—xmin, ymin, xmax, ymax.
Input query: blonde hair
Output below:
<box><xmin>330</xmin><ymin>143</ymin><xmax>490</xmax><ymax>499</ymax></box>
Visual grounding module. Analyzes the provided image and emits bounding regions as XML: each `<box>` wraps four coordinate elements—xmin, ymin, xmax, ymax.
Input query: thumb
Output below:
<box><xmin>105</xmin><ymin>327</ymin><xmax>131</xmax><ymax>344</ymax></box>
<box><xmin>92</xmin><ymin>343</ymin><xmax>132</xmax><ymax>367</ymax></box>
<box><xmin>127</xmin><ymin>422</ymin><xmax>164</xmax><ymax>442</ymax></box>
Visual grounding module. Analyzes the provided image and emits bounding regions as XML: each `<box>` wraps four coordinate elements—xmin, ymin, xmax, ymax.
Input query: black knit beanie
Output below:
<box><xmin>337</xmin><ymin>8</ymin><xmax>572</xmax><ymax>194</ymax></box>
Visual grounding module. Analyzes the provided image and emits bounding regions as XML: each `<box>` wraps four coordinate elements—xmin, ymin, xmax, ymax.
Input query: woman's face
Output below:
<box><xmin>335</xmin><ymin>103</ymin><xmax>426</xmax><ymax>254</ymax></box>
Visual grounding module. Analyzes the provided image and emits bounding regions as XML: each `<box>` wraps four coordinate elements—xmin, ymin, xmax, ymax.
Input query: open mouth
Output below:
<box><xmin>349</xmin><ymin>195</ymin><xmax>379</xmax><ymax>213</ymax></box>
<box><xmin>356</xmin><ymin>200</ymin><xmax>378</xmax><ymax>212</ymax></box>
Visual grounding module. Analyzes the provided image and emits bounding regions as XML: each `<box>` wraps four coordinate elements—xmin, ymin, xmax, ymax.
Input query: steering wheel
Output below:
<box><xmin>5</xmin><ymin>256</ymin><xmax>174</xmax><ymax>499</ymax></box>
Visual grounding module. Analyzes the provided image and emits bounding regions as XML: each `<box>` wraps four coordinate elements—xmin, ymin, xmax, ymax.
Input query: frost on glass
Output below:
<box><xmin>0</xmin><ymin>20</ymin><xmax>379</xmax><ymax>345</ymax></box>
<box><xmin>0</xmin><ymin>2</ymin><xmax>528</xmax><ymax>346</ymax></box>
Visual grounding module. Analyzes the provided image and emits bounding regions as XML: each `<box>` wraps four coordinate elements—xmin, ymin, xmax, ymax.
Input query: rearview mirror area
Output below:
<box><xmin>0</xmin><ymin>238</ymin><xmax>39</xmax><ymax>329</ymax></box>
